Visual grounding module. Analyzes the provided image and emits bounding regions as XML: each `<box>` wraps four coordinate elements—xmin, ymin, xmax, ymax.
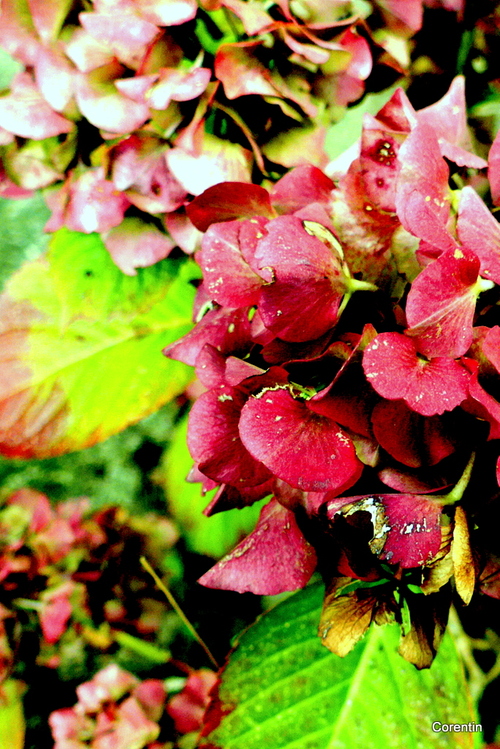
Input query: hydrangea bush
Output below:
<box><xmin>167</xmin><ymin>76</ymin><xmax>500</xmax><ymax>668</ymax></box>
<box><xmin>1</xmin><ymin>0</ymin><xmax>500</xmax><ymax>746</ymax></box>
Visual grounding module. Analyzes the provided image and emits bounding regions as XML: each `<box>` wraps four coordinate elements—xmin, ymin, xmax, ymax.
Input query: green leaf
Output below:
<box><xmin>203</xmin><ymin>582</ymin><xmax>479</xmax><ymax>749</ymax></box>
<box><xmin>0</xmin><ymin>48</ymin><xmax>23</xmax><ymax>91</ymax></box>
<box><xmin>0</xmin><ymin>228</ymin><xmax>197</xmax><ymax>458</ymax></box>
<box><xmin>159</xmin><ymin>414</ymin><xmax>268</xmax><ymax>559</ymax></box>
<box><xmin>0</xmin><ymin>680</ymin><xmax>25</xmax><ymax>749</ymax></box>
<box><xmin>324</xmin><ymin>85</ymin><xmax>402</xmax><ymax>162</ymax></box>
<box><xmin>0</xmin><ymin>193</ymin><xmax>50</xmax><ymax>293</ymax></box>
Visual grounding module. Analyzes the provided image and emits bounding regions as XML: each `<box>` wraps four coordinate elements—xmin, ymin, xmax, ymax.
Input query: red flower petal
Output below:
<box><xmin>187</xmin><ymin>182</ymin><xmax>274</xmax><ymax>232</ymax></box>
<box><xmin>417</xmin><ymin>76</ymin><xmax>487</xmax><ymax>169</ymax></box>
<box><xmin>198</xmin><ymin>218</ymin><xmax>266</xmax><ymax>307</ymax></box>
<box><xmin>405</xmin><ymin>247</ymin><xmax>480</xmax><ymax>358</ymax></box>
<box><xmin>239</xmin><ymin>387</ymin><xmax>361</xmax><ymax>491</ymax></box>
<box><xmin>270</xmin><ymin>165</ymin><xmax>334</xmax><ymax>214</ymax></box>
<box><xmin>198</xmin><ymin>498</ymin><xmax>317</xmax><ymax>594</ymax></box>
<box><xmin>371</xmin><ymin>399</ymin><xmax>456</xmax><ymax>467</ymax></box>
<box><xmin>363</xmin><ymin>332</ymin><xmax>470</xmax><ymax>416</ymax></box>
<box><xmin>188</xmin><ymin>384</ymin><xmax>272</xmax><ymax>486</ymax></box>
<box><xmin>380</xmin><ymin>494</ymin><xmax>443</xmax><ymax>567</ymax></box>
<box><xmin>253</xmin><ymin>215</ymin><xmax>348</xmax><ymax>342</ymax></box>
<box><xmin>395</xmin><ymin>123</ymin><xmax>457</xmax><ymax>252</ymax></box>
<box><xmin>457</xmin><ymin>186</ymin><xmax>500</xmax><ymax>284</ymax></box>
<box><xmin>489</xmin><ymin>127</ymin><xmax>500</xmax><ymax>207</ymax></box>
<box><xmin>164</xmin><ymin>307</ymin><xmax>252</xmax><ymax>367</ymax></box>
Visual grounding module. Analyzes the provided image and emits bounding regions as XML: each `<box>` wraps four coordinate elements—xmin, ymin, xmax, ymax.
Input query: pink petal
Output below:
<box><xmin>363</xmin><ymin>332</ymin><xmax>470</xmax><ymax>416</ymax></box>
<box><xmin>198</xmin><ymin>218</ymin><xmax>266</xmax><ymax>307</ymax></box>
<box><xmin>115</xmin><ymin>74</ymin><xmax>159</xmax><ymax>102</ymax></box>
<box><xmin>28</xmin><ymin>0</ymin><xmax>73</xmax><ymax>43</ymax></box>
<box><xmin>110</xmin><ymin>135</ymin><xmax>187</xmax><ymax>213</ymax></box>
<box><xmin>164</xmin><ymin>307</ymin><xmax>252</xmax><ymax>367</ymax></box>
<box><xmin>371</xmin><ymin>399</ymin><xmax>456</xmax><ymax>467</ymax></box>
<box><xmin>34</xmin><ymin>45</ymin><xmax>75</xmax><ymax>112</ymax></box>
<box><xmin>64</xmin><ymin>27</ymin><xmax>113</xmax><ymax>72</ymax></box>
<box><xmin>166</xmin><ymin>134</ymin><xmax>253</xmax><ymax>196</ymax></box>
<box><xmin>75</xmin><ymin>64</ymin><xmax>150</xmax><ymax>133</ymax></box>
<box><xmin>102</xmin><ymin>218</ymin><xmax>175</xmax><ymax>275</ymax></box>
<box><xmin>239</xmin><ymin>387</ymin><xmax>361</xmax><ymax>492</ymax></box>
<box><xmin>79</xmin><ymin>12</ymin><xmax>158</xmax><ymax>68</ymax></box>
<box><xmin>198</xmin><ymin>498</ymin><xmax>317</xmax><ymax>594</ymax></box>
<box><xmin>457</xmin><ymin>186</ymin><xmax>500</xmax><ymax>284</ymax></box>
<box><xmin>405</xmin><ymin>247</ymin><xmax>480</xmax><ymax>358</ymax></box>
<box><xmin>417</xmin><ymin>76</ymin><xmax>486</xmax><ymax>167</ymax></box>
<box><xmin>359</xmin><ymin>118</ymin><xmax>402</xmax><ymax>212</ymax></box>
<box><xmin>188</xmin><ymin>384</ymin><xmax>272</xmax><ymax>486</ymax></box>
<box><xmin>64</xmin><ymin>168</ymin><xmax>130</xmax><ymax>233</ymax></box>
<box><xmin>187</xmin><ymin>182</ymin><xmax>274</xmax><ymax>232</ymax></box>
<box><xmin>40</xmin><ymin>592</ymin><xmax>72</xmax><ymax>644</ymax></box>
<box><xmin>489</xmin><ymin>127</ymin><xmax>500</xmax><ymax>206</ymax></box>
<box><xmin>270</xmin><ymin>164</ymin><xmax>334</xmax><ymax>214</ymax></box>
<box><xmin>395</xmin><ymin>123</ymin><xmax>457</xmax><ymax>252</ymax></box>
<box><xmin>0</xmin><ymin>72</ymin><xmax>74</xmax><ymax>139</ymax></box>
<box><xmin>167</xmin><ymin>670</ymin><xmax>217</xmax><ymax>733</ymax></box>
<box><xmin>380</xmin><ymin>494</ymin><xmax>443</xmax><ymax>567</ymax></box>
<box><xmin>253</xmin><ymin>215</ymin><xmax>348</xmax><ymax>342</ymax></box>
<box><xmin>147</xmin><ymin>67</ymin><xmax>211</xmax><ymax>109</ymax></box>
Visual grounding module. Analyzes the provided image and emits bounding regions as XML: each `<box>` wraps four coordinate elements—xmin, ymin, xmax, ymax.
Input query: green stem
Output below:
<box><xmin>140</xmin><ymin>556</ymin><xmax>219</xmax><ymax>669</ymax></box>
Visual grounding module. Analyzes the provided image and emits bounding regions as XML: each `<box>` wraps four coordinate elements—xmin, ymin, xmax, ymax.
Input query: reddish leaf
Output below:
<box><xmin>457</xmin><ymin>186</ymin><xmax>500</xmax><ymax>284</ymax></box>
<box><xmin>253</xmin><ymin>215</ymin><xmax>348</xmax><ymax>342</ymax></box>
<box><xmin>239</xmin><ymin>387</ymin><xmax>361</xmax><ymax>492</ymax></box>
<box><xmin>405</xmin><ymin>247</ymin><xmax>481</xmax><ymax>359</ymax></box>
<box><xmin>187</xmin><ymin>183</ymin><xmax>274</xmax><ymax>232</ymax></box>
<box><xmin>188</xmin><ymin>384</ymin><xmax>272</xmax><ymax>487</ymax></box>
<box><xmin>198</xmin><ymin>498</ymin><xmax>317</xmax><ymax>594</ymax></box>
<box><xmin>0</xmin><ymin>72</ymin><xmax>74</xmax><ymax>140</ymax></box>
<box><xmin>363</xmin><ymin>332</ymin><xmax>470</xmax><ymax>416</ymax></box>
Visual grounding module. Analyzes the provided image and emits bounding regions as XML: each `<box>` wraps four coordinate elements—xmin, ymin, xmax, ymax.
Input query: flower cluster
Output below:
<box><xmin>0</xmin><ymin>488</ymin><xmax>178</xmax><ymax>678</ymax></box>
<box><xmin>49</xmin><ymin>662</ymin><xmax>217</xmax><ymax>749</ymax></box>
<box><xmin>0</xmin><ymin>0</ymin><xmax>464</xmax><ymax>274</ymax></box>
<box><xmin>167</xmin><ymin>76</ymin><xmax>500</xmax><ymax>667</ymax></box>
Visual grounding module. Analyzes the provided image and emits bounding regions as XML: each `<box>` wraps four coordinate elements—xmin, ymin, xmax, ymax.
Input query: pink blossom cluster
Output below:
<box><xmin>167</xmin><ymin>76</ymin><xmax>500</xmax><ymax>666</ymax></box>
<box><xmin>49</xmin><ymin>663</ymin><xmax>217</xmax><ymax>749</ymax></box>
<box><xmin>0</xmin><ymin>489</ymin><xmax>178</xmax><ymax>676</ymax></box>
<box><xmin>0</xmin><ymin>0</ymin><xmax>465</xmax><ymax>274</ymax></box>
